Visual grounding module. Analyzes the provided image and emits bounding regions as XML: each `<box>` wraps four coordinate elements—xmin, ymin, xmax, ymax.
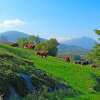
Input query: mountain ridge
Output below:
<box><xmin>61</xmin><ymin>36</ymin><xmax>97</xmax><ymax>50</ymax></box>
<box><xmin>58</xmin><ymin>44</ymin><xmax>89</xmax><ymax>56</ymax></box>
<box><xmin>0</xmin><ymin>31</ymin><xmax>29</xmax><ymax>42</ymax></box>
<box><xmin>0</xmin><ymin>31</ymin><xmax>96</xmax><ymax>54</ymax></box>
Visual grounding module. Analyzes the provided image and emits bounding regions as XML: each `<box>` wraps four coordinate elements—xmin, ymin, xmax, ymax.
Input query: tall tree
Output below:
<box><xmin>87</xmin><ymin>30</ymin><xmax>100</xmax><ymax>66</ymax></box>
<box><xmin>29</xmin><ymin>35</ymin><xmax>40</xmax><ymax>44</ymax></box>
<box><xmin>35</xmin><ymin>38</ymin><xmax>58</xmax><ymax>56</ymax></box>
<box><xmin>47</xmin><ymin>39</ymin><xmax>58</xmax><ymax>56</ymax></box>
<box><xmin>17</xmin><ymin>37</ymin><xmax>28</xmax><ymax>48</ymax></box>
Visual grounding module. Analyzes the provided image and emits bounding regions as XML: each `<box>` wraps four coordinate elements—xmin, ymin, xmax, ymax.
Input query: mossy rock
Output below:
<box><xmin>9</xmin><ymin>75</ymin><xmax>28</xmax><ymax>97</ymax></box>
<box><xmin>0</xmin><ymin>76</ymin><xmax>9</xmax><ymax>96</ymax></box>
<box><xmin>34</xmin><ymin>69</ymin><xmax>56</xmax><ymax>87</ymax></box>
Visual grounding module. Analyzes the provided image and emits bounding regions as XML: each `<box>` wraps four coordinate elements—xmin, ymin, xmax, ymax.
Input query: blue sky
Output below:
<box><xmin>0</xmin><ymin>0</ymin><xmax>100</xmax><ymax>42</ymax></box>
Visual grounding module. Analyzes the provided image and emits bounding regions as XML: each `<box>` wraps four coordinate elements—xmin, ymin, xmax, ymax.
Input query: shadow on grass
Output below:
<box><xmin>91</xmin><ymin>73</ymin><xmax>100</xmax><ymax>92</ymax></box>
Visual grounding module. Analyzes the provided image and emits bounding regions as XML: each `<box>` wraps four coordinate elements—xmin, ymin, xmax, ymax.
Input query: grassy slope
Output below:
<box><xmin>0</xmin><ymin>44</ymin><xmax>100</xmax><ymax>100</ymax></box>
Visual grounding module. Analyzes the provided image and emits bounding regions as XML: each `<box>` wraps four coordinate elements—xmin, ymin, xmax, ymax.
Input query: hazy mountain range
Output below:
<box><xmin>0</xmin><ymin>31</ymin><xmax>29</xmax><ymax>42</ymax></box>
<box><xmin>0</xmin><ymin>31</ymin><xmax>97</xmax><ymax>55</ymax></box>
<box><xmin>61</xmin><ymin>37</ymin><xmax>97</xmax><ymax>50</ymax></box>
<box><xmin>58</xmin><ymin>37</ymin><xmax>96</xmax><ymax>55</ymax></box>
<box><xmin>58</xmin><ymin>44</ymin><xmax>89</xmax><ymax>56</ymax></box>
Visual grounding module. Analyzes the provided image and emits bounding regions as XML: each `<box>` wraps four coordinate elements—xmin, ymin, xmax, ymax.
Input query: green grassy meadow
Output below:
<box><xmin>0</xmin><ymin>44</ymin><xmax>100</xmax><ymax>100</ymax></box>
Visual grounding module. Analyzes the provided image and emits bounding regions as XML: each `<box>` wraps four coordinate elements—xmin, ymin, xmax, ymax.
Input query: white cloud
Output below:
<box><xmin>0</xmin><ymin>19</ymin><xmax>25</xmax><ymax>28</ymax></box>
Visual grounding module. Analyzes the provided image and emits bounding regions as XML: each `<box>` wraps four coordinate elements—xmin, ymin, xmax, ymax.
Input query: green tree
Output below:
<box><xmin>87</xmin><ymin>30</ymin><xmax>100</xmax><ymax>66</ymax></box>
<box><xmin>35</xmin><ymin>41</ymin><xmax>48</xmax><ymax>51</ymax></box>
<box><xmin>29</xmin><ymin>35</ymin><xmax>40</xmax><ymax>44</ymax></box>
<box><xmin>17</xmin><ymin>37</ymin><xmax>28</xmax><ymax>48</ymax></box>
<box><xmin>35</xmin><ymin>38</ymin><xmax>58</xmax><ymax>56</ymax></box>
<box><xmin>47</xmin><ymin>38</ymin><xmax>58</xmax><ymax>56</ymax></box>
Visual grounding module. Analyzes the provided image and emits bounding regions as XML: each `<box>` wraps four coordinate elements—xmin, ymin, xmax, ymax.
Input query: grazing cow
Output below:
<box><xmin>75</xmin><ymin>60</ymin><xmax>90</xmax><ymax>65</ymax></box>
<box><xmin>36</xmin><ymin>50</ymin><xmax>48</xmax><ymax>58</ymax></box>
<box><xmin>24</xmin><ymin>43</ymin><xmax>35</xmax><ymax>49</ymax></box>
<box><xmin>11</xmin><ymin>43</ymin><xmax>19</xmax><ymax>47</ymax></box>
<box><xmin>91</xmin><ymin>64</ymin><xmax>97</xmax><ymax>68</ymax></box>
<box><xmin>81</xmin><ymin>60</ymin><xmax>90</xmax><ymax>65</ymax></box>
<box><xmin>64</xmin><ymin>56</ymin><xmax>71</xmax><ymax>62</ymax></box>
<box><xmin>75</xmin><ymin>61</ymin><xmax>82</xmax><ymax>64</ymax></box>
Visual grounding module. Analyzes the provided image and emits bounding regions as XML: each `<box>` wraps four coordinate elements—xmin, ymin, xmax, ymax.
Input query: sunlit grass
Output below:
<box><xmin>0</xmin><ymin>44</ymin><xmax>100</xmax><ymax>100</ymax></box>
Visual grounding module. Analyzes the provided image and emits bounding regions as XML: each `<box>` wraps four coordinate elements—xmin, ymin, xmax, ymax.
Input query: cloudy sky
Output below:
<box><xmin>0</xmin><ymin>0</ymin><xmax>100</xmax><ymax>42</ymax></box>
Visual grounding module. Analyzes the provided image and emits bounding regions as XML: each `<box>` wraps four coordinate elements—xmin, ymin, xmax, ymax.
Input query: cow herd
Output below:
<box><xmin>63</xmin><ymin>56</ymin><xmax>98</xmax><ymax>68</ymax></box>
<box><xmin>75</xmin><ymin>60</ymin><xmax>90</xmax><ymax>65</ymax></box>
<box><xmin>11</xmin><ymin>42</ymin><xmax>35</xmax><ymax>49</ymax></box>
<box><xmin>36</xmin><ymin>53</ymin><xmax>98</xmax><ymax>68</ymax></box>
<box><xmin>10</xmin><ymin>43</ymin><xmax>98</xmax><ymax>68</ymax></box>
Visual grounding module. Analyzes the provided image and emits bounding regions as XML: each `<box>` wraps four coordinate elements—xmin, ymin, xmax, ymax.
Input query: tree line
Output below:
<box><xmin>17</xmin><ymin>35</ymin><xmax>58</xmax><ymax>56</ymax></box>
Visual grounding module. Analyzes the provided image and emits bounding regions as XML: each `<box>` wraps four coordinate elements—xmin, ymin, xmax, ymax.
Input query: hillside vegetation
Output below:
<box><xmin>0</xmin><ymin>44</ymin><xmax>100</xmax><ymax>100</ymax></box>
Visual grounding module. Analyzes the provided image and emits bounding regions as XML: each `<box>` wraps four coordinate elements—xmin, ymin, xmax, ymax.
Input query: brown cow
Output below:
<box><xmin>36</xmin><ymin>50</ymin><xmax>48</xmax><ymax>58</ymax></box>
<box><xmin>91</xmin><ymin>64</ymin><xmax>97</xmax><ymax>68</ymax></box>
<box><xmin>64</xmin><ymin>56</ymin><xmax>71</xmax><ymax>62</ymax></box>
<box><xmin>24</xmin><ymin>43</ymin><xmax>35</xmax><ymax>49</ymax></box>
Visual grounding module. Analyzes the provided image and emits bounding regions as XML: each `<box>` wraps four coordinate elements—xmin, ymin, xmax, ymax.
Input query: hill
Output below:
<box><xmin>62</xmin><ymin>37</ymin><xmax>97</xmax><ymax>50</ymax></box>
<box><xmin>0</xmin><ymin>31</ymin><xmax>29</xmax><ymax>42</ymax></box>
<box><xmin>0</xmin><ymin>31</ymin><xmax>46</xmax><ymax>43</ymax></box>
<box><xmin>0</xmin><ymin>44</ymin><xmax>75</xmax><ymax>100</ymax></box>
<box><xmin>0</xmin><ymin>31</ymin><xmax>94</xmax><ymax>56</ymax></box>
<box><xmin>0</xmin><ymin>44</ymin><xmax>100</xmax><ymax>100</ymax></box>
<box><xmin>58</xmin><ymin>44</ymin><xmax>89</xmax><ymax>56</ymax></box>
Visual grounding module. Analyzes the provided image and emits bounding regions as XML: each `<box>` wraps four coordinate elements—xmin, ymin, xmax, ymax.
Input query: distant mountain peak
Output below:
<box><xmin>0</xmin><ymin>31</ymin><xmax>29</xmax><ymax>42</ymax></box>
<box><xmin>61</xmin><ymin>36</ymin><xmax>97</xmax><ymax>50</ymax></box>
<box><xmin>0</xmin><ymin>30</ymin><xmax>29</xmax><ymax>35</ymax></box>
